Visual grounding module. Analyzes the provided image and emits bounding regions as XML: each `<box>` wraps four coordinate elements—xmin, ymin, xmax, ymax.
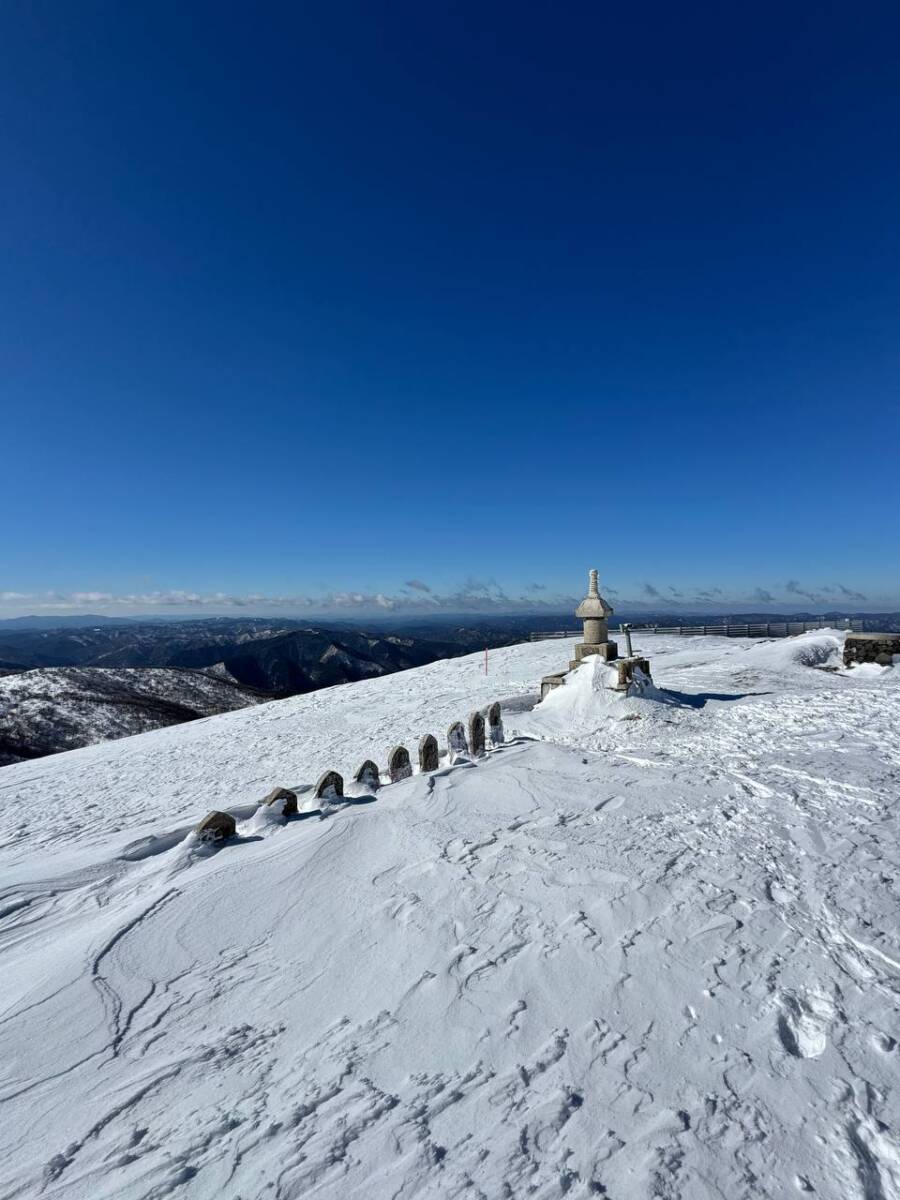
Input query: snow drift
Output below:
<box><xmin>1</xmin><ymin>631</ymin><xmax>899</xmax><ymax>1200</ymax></box>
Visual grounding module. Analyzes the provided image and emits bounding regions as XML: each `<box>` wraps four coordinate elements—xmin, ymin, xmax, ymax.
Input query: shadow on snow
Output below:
<box><xmin>657</xmin><ymin>688</ymin><xmax>773</xmax><ymax>709</ymax></box>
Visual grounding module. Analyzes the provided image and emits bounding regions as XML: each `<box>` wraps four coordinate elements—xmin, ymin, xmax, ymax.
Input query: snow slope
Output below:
<box><xmin>1</xmin><ymin>632</ymin><xmax>899</xmax><ymax>1199</ymax></box>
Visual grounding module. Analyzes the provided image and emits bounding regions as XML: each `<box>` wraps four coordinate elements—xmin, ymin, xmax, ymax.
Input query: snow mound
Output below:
<box><xmin>521</xmin><ymin>657</ymin><xmax>686</xmax><ymax>746</ymax></box>
<box><xmin>538</xmin><ymin>657</ymin><xmax>660</xmax><ymax>716</ymax></box>
<box><xmin>241</xmin><ymin>798</ymin><xmax>291</xmax><ymax>834</ymax></box>
<box><xmin>846</xmin><ymin>660</ymin><xmax>895</xmax><ymax>679</ymax></box>
<box><xmin>539</xmin><ymin>657</ymin><xmax>630</xmax><ymax>714</ymax></box>
<box><xmin>737</xmin><ymin>631</ymin><xmax>843</xmax><ymax>670</ymax></box>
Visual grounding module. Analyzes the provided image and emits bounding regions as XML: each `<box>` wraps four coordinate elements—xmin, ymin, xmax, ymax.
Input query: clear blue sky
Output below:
<box><xmin>2</xmin><ymin>2</ymin><xmax>898</xmax><ymax>616</ymax></box>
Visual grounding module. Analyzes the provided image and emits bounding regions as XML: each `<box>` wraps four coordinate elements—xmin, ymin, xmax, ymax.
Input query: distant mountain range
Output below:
<box><xmin>0</xmin><ymin>614</ymin><xmax>145</xmax><ymax>629</ymax></box>
<box><xmin>0</xmin><ymin>618</ymin><xmax>518</xmax><ymax>689</ymax></box>
<box><xmin>3</xmin><ymin>608</ymin><xmax>896</xmax><ymax>632</ymax></box>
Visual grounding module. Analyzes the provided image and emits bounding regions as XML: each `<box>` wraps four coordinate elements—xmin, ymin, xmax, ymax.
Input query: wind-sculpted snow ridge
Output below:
<box><xmin>1</xmin><ymin>631</ymin><xmax>899</xmax><ymax>1199</ymax></box>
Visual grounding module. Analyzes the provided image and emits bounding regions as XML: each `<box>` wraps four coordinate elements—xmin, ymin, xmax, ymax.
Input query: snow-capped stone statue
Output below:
<box><xmin>388</xmin><ymin>745</ymin><xmax>413</xmax><ymax>783</ymax></box>
<box><xmin>573</xmin><ymin>568</ymin><xmax>618</xmax><ymax>663</ymax></box>
<box><xmin>314</xmin><ymin>770</ymin><xmax>344</xmax><ymax>801</ymax></box>
<box><xmin>418</xmin><ymin>734</ymin><xmax>439</xmax><ymax>772</ymax></box>
<box><xmin>261</xmin><ymin>786</ymin><xmax>298</xmax><ymax>816</ymax></box>
<box><xmin>354</xmin><ymin>759</ymin><xmax>381</xmax><ymax>790</ymax></box>
<box><xmin>487</xmin><ymin>702</ymin><xmax>503</xmax><ymax>745</ymax></box>
<box><xmin>195</xmin><ymin>810</ymin><xmax>236</xmax><ymax>841</ymax></box>
<box><xmin>467</xmin><ymin>711</ymin><xmax>485</xmax><ymax>757</ymax></box>
<box><xmin>447</xmin><ymin>721</ymin><xmax>468</xmax><ymax>757</ymax></box>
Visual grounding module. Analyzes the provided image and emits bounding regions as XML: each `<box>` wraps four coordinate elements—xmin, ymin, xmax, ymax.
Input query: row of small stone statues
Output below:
<box><xmin>195</xmin><ymin>702</ymin><xmax>505</xmax><ymax>841</ymax></box>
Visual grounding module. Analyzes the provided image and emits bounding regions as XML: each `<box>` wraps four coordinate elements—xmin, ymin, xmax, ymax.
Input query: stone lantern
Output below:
<box><xmin>573</xmin><ymin>569</ymin><xmax>618</xmax><ymax>663</ymax></box>
<box><xmin>541</xmin><ymin>568</ymin><xmax>632</xmax><ymax>699</ymax></box>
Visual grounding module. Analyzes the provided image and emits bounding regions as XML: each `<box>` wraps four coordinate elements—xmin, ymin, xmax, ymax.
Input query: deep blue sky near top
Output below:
<box><xmin>2</xmin><ymin>2</ymin><xmax>898</xmax><ymax>615</ymax></box>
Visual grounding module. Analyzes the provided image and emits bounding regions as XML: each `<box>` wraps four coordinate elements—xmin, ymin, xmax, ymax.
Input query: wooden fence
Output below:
<box><xmin>530</xmin><ymin>618</ymin><xmax>863</xmax><ymax>642</ymax></box>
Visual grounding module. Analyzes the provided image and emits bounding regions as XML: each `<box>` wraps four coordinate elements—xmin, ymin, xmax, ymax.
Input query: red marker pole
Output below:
<box><xmin>484</xmin><ymin>646</ymin><xmax>488</xmax><ymax>674</ymax></box>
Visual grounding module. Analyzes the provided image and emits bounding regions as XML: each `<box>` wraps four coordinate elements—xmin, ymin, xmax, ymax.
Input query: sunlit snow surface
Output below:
<box><xmin>1</xmin><ymin>632</ymin><xmax>899</xmax><ymax>1199</ymax></box>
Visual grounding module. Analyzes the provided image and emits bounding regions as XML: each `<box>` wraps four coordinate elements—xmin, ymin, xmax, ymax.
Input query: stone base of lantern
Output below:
<box><xmin>540</xmin><ymin>671</ymin><xmax>568</xmax><ymax>700</ymax></box>
<box><xmin>542</xmin><ymin>653</ymin><xmax>653</xmax><ymax>702</ymax></box>
<box><xmin>613</xmin><ymin>656</ymin><xmax>653</xmax><ymax>691</ymax></box>
<box><xmin>570</xmin><ymin>640</ymin><xmax>619</xmax><ymax>669</ymax></box>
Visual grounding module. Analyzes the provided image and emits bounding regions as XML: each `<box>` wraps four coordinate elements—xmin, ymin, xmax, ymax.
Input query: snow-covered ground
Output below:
<box><xmin>1</xmin><ymin>631</ymin><xmax>899</xmax><ymax>1198</ymax></box>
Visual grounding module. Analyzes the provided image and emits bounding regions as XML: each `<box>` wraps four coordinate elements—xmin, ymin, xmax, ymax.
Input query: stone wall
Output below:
<box><xmin>843</xmin><ymin>633</ymin><xmax>900</xmax><ymax>666</ymax></box>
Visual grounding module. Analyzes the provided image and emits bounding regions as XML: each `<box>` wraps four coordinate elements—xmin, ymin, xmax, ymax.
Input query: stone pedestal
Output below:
<box><xmin>541</xmin><ymin>671</ymin><xmax>568</xmax><ymax>700</ymax></box>
<box><xmin>571</xmin><ymin>640</ymin><xmax>619</xmax><ymax>667</ymax></box>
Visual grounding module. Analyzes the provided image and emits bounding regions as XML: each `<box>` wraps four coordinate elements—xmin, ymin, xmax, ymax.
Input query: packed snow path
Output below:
<box><xmin>1</xmin><ymin>633</ymin><xmax>899</xmax><ymax>1199</ymax></box>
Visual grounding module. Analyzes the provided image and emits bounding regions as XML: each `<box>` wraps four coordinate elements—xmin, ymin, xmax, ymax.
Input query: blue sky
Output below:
<box><xmin>2</xmin><ymin>2</ymin><xmax>898</xmax><ymax>616</ymax></box>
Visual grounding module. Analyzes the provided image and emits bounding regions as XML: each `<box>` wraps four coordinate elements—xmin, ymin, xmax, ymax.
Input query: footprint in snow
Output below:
<box><xmin>777</xmin><ymin>990</ymin><xmax>833</xmax><ymax>1058</ymax></box>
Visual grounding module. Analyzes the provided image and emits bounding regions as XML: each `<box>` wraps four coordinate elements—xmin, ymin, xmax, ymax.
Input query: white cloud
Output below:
<box><xmin>0</xmin><ymin>580</ymin><xmax>889</xmax><ymax>617</ymax></box>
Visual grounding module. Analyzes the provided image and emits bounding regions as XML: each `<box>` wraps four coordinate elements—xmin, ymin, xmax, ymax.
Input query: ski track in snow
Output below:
<box><xmin>1</xmin><ymin>632</ymin><xmax>899</xmax><ymax>1199</ymax></box>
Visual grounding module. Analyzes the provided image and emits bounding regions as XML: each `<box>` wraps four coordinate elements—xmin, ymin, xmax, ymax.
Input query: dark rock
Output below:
<box><xmin>195</xmin><ymin>810</ymin><xmax>236</xmax><ymax>841</ymax></box>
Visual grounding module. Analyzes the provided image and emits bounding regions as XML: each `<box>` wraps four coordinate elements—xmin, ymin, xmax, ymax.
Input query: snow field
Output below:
<box><xmin>1</xmin><ymin>630</ymin><xmax>899</xmax><ymax>1199</ymax></box>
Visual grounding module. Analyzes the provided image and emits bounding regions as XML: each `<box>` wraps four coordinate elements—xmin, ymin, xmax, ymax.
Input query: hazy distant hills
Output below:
<box><xmin>0</xmin><ymin>614</ymin><xmax>142</xmax><ymax>630</ymax></box>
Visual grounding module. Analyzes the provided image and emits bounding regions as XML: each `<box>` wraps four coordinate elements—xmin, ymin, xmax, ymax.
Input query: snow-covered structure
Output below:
<box><xmin>542</xmin><ymin>568</ymin><xmax>653</xmax><ymax>698</ymax></box>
